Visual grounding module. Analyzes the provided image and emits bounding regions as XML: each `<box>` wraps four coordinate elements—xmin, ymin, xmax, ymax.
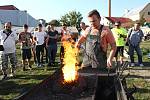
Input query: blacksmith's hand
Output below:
<box><xmin>75</xmin><ymin>42</ymin><xmax>80</xmax><ymax>48</ymax></box>
<box><xmin>107</xmin><ymin>58</ymin><xmax>112</xmax><ymax>68</ymax></box>
<box><xmin>22</xmin><ymin>41</ymin><xmax>26</xmax><ymax>43</ymax></box>
<box><xmin>46</xmin><ymin>44</ymin><xmax>49</xmax><ymax>48</ymax></box>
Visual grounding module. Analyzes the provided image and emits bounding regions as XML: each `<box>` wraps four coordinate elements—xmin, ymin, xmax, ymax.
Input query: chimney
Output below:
<box><xmin>108</xmin><ymin>0</ymin><xmax>111</xmax><ymax>17</ymax></box>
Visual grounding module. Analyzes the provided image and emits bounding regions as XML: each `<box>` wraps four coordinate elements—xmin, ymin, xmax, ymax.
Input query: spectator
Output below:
<box><xmin>31</xmin><ymin>27</ymin><xmax>38</xmax><ymax>64</ymax></box>
<box><xmin>79</xmin><ymin>22</ymin><xmax>88</xmax><ymax>47</ymax></box>
<box><xmin>60</xmin><ymin>23</ymin><xmax>72</xmax><ymax>63</ymax></box>
<box><xmin>0</xmin><ymin>22</ymin><xmax>18</xmax><ymax>80</ymax></box>
<box><xmin>46</xmin><ymin>24</ymin><xmax>58</xmax><ymax>66</ymax></box>
<box><xmin>33</xmin><ymin>24</ymin><xmax>47</xmax><ymax>67</ymax></box>
<box><xmin>19</xmin><ymin>24</ymin><xmax>33</xmax><ymax>71</ymax></box>
<box><xmin>80</xmin><ymin>22</ymin><xmax>87</xmax><ymax>36</ymax></box>
<box><xmin>127</xmin><ymin>22</ymin><xmax>144</xmax><ymax>67</ymax></box>
<box><xmin>111</xmin><ymin>21</ymin><xmax>127</xmax><ymax>66</ymax></box>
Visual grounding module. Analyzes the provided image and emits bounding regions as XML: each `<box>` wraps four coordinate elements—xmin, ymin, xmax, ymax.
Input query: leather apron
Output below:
<box><xmin>82</xmin><ymin>25</ymin><xmax>107</xmax><ymax>70</ymax></box>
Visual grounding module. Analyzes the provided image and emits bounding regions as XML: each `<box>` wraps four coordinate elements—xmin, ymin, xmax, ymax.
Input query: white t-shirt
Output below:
<box><xmin>80</xmin><ymin>29</ymin><xmax>86</xmax><ymax>36</ymax></box>
<box><xmin>0</xmin><ymin>30</ymin><xmax>18</xmax><ymax>54</ymax></box>
<box><xmin>33</xmin><ymin>31</ymin><xmax>47</xmax><ymax>45</ymax></box>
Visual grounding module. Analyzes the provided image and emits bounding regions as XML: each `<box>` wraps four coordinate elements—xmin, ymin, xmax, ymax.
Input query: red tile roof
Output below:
<box><xmin>0</xmin><ymin>5</ymin><xmax>19</xmax><ymax>10</ymax></box>
<box><xmin>106</xmin><ymin>17</ymin><xmax>132</xmax><ymax>23</ymax></box>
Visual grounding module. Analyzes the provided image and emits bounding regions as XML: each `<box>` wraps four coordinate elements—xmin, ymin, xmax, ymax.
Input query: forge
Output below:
<box><xmin>15</xmin><ymin>67</ymin><xmax>128</xmax><ymax>100</ymax></box>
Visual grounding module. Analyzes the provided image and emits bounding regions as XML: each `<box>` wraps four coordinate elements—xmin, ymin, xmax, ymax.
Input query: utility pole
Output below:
<box><xmin>108</xmin><ymin>0</ymin><xmax>111</xmax><ymax>17</ymax></box>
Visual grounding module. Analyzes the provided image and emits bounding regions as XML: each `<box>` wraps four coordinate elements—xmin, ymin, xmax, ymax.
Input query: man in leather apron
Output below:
<box><xmin>75</xmin><ymin>10</ymin><xmax>116</xmax><ymax>70</ymax></box>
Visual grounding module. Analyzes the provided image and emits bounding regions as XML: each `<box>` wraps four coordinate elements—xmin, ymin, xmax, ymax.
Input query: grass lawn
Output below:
<box><xmin>0</xmin><ymin>41</ymin><xmax>150</xmax><ymax>100</ymax></box>
<box><xmin>0</xmin><ymin>44</ymin><xmax>60</xmax><ymax>100</ymax></box>
<box><xmin>0</xmin><ymin>67</ymin><xmax>56</xmax><ymax>99</ymax></box>
<box><xmin>126</xmin><ymin>78</ymin><xmax>150</xmax><ymax>100</ymax></box>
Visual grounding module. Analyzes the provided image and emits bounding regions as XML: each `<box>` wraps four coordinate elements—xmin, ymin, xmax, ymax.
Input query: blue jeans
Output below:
<box><xmin>129</xmin><ymin>45</ymin><xmax>143</xmax><ymax>64</ymax></box>
<box><xmin>48</xmin><ymin>44</ymin><xmax>57</xmax><ymax>64</ymax></box>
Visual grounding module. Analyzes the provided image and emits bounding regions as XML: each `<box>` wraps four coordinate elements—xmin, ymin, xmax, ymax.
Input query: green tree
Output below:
<box><xmin>60</xmin><ymin>11</ymin><xmax>83</xmax><ymax>27</ymax></box>
<box><xmin>49</xmin><ymin>19</ymin><xmax>60</xmax><ymax>26</ymax></box>
<box><xmin>60</xmin><ymin>15</ymin><xmax>70</xmax><ymax>26</ymax></box>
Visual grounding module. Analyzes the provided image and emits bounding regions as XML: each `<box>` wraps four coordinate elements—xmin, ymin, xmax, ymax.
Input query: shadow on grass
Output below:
<box><xmin>0</xmin><ymin>81</ymin><xmax>35</xmax><ymax>96</ymax></box>
<box><xmin>30</xmin><ymin>67</ymin><xmax>59</xmax><ymax>71</ymax></box>
<box><xmin>21</xmin><ymin>65</ymin><xmax>60</xmax><ymax>70</ymax></box>
<box><xmin>0</xmin><ymin>70</ymin><xmax>57</xmax><ymax>99</ymax></box>
<box><xmin>45</xmin><ymin>66</ymin><xmax>60</xmax><ymax>70</ymax></box>
<box><xmin>12</xmin><ymin>74</ymin><xmax>50</xmax><ymax>80</ymax></box>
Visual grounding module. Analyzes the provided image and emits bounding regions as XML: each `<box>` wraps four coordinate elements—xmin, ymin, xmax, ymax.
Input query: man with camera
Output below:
<box><xmin>0</xmin><ymin>22</ymin><xmax>18</xmax><ymax>80</ymax></box>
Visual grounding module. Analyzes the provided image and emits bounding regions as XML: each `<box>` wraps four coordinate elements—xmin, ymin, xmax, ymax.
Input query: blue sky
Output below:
<box><xmin>0</xmin><ymin>0</ymin><xmax>149</xmax><ymax>24</ymax></box>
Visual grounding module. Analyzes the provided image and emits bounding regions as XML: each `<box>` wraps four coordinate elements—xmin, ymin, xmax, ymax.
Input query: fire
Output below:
<box><xmin>62</xmin><ymin>41</ymin><xmax>79</xmax><ymax>83</ymax></box>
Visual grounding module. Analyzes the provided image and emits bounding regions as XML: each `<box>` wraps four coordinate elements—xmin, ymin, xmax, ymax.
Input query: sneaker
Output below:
<box><xmin>23</xmin><ymin>66</ymin><xmax>26</xmax><ymax>71</ymax></box>
<box><xmin>139</xmin><ymin>63</ymin><xmax>144</xmax><ymax>67</ymax></box>
<box><xmin>34</xmin><ymin>62</ymin><xmax>37</xmax><ymax>65</ymax></box>
<box><xmin>37</xmin><ymin>64</ymin><xmax>40</xmax><ymax>67</ymax></box>
<box><xmin>130</xmin><ymin>63</ymin><xmax>135</xmax><ymax>67</ymax></box>
<box><xmin>29</xmin><ymin>65</ymin><xmax>32</xmax><ymax>70</ymax></box>
<box><xmin>148</xmin><ymin>53</ymin><xmax>150</xmax><ymax>59</ymax></box>
<box><xmin>37</xmin><ymin>64</ymin><xmax>42</xmax><ymax>67</ymax></box>
<box><xmin>2</xmin><ymin>74</ymin><xmax>7</xmax><ymax>80</ymax></box>
<box><xmin>47</xmin><ymin>63</ymin><xmax>51</xmax><ymax>67</ymax></box>
<box><xmin>41</xmin><ymin>64</ymin><xmax>44</xmax><ymax>67</ymax></box>
<box><xmin>10</xmin><ymin>73</ymin><xmax>15</xmax><ymax>77</ymax></box>
<box><xmin>51</xmin><ymin>63</ymin><xmax>55</xmax><ymax>66</ymax></box>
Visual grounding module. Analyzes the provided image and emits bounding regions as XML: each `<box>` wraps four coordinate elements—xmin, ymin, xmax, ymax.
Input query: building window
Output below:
<box><xmin>148</xmin><ymin>12</ymin><xmax>150</xmax><ymax>15</ymax></box>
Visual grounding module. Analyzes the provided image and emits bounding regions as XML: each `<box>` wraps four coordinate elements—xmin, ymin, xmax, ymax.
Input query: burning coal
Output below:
<box><xmin>62</xmin><ymin>41</ymin><xmax>79</xmax><ymax>83</ymax></box>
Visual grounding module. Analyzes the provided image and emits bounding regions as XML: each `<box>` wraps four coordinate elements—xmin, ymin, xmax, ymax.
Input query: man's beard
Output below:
<box><xmin>5</xmin><ymin>29</ymin><xmax>11</xmax><ymax>33</ymax></box>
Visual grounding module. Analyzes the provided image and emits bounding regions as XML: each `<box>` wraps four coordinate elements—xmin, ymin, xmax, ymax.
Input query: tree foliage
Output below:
<box><xmin>60</xmin><ymin>11</ymin><xmax>83</xmax><ymax>27</ymax></box>
<box><xmin>48</xmin><ymin>19</ymin><xmax>60</xmax><ymax>26</ymax></box>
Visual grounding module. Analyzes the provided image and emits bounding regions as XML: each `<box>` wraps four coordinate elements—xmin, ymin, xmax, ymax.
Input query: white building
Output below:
<box><xmin>100</xmin><ymin>16</ymin><xmax>112</xmax><ymax>26</ymax></box>
<box><xmin>0</xmin><ymin>5</ymin><xmax>38</xmax><ymax>27</ymax></box>
<box><xmin>123</xmin><ymin>3</ymin><xmax>150</xmax><ymax>22</ymax></box>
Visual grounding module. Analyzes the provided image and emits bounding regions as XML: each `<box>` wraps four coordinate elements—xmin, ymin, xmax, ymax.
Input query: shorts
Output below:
<box><xmin>22</xmin><ymin>49</ymin><xmax>32</xmax><ymax>60</ymax></box>
<box><xmin>114</xmin><ymin>46</ymin><xmax>124</xmax><ymax>57</ymax></box>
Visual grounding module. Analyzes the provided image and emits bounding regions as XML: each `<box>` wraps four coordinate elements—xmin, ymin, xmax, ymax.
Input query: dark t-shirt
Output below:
<box><xmin>47</xmin><ymin>30</ymin><xmax>58</xmax><ymax>45</ymax></box>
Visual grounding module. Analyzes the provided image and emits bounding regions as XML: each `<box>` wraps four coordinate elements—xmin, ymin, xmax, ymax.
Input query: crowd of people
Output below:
<box><xmin>0</xmin><ymin>9</ymin><xmax>145</xmax><ymax>80</ymax></box>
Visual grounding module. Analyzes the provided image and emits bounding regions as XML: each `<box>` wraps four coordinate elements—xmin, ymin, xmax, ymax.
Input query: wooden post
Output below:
<box><xmin>109</xmin><ymin>0</ymin><xmax>111</xmax><ymax>17</ymax></box>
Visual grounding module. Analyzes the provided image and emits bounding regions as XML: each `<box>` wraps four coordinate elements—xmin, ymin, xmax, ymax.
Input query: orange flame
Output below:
<box><xmin>62</xmin><ymin>41</ymin><xmax>79</xmax><ymax>83</ymax></box>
